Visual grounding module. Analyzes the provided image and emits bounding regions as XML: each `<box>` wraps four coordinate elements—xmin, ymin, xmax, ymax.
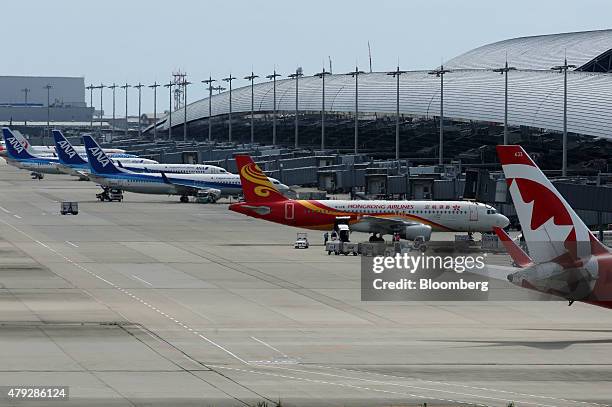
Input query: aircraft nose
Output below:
<box><xmin>497</xmin><ymin>214</ymin><xmax>510</xmax><ymax>228</ymax></box>
<box><xmin>277</xmin><ymin>183</ymin><xmax>290</xmax><ymax>191</ymax></box>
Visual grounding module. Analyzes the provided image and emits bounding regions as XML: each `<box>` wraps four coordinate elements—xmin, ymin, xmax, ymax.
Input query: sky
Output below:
<box><xmin>4</xmin><ymin>0</ymin><xmax>611</xmax><ymax>115</ymax></box>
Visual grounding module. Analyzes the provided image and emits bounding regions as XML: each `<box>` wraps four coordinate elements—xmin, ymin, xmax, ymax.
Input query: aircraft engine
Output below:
<box><xmin>400</xmin><ymin>224</ymin><xmax>432</xmax><ymax>241</ymax></box>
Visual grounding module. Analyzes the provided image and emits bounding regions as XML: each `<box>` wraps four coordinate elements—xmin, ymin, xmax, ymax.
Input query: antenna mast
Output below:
<box><xmin>172</xmin><ymin>70</ymin><xmax>187</xmax><ymax>111</ymax></box>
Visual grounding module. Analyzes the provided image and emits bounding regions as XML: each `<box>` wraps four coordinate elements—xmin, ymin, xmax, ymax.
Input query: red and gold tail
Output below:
<box><xmin>235</xmin><ymin>155</ymin><xmax>287</xmax><ymax>203</ymax></box>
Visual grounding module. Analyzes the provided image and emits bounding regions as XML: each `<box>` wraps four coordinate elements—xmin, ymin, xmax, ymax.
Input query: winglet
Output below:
<box><xmin>82</xmin><ymin>135</ymin><xmax>122</xmax><ymax>174</ymax></box>
<box><xmin>234</xmin><ymin>155</ymin><xmax>287</xmax><ymax>203</ymax></box>
<box><xmin>160</xmin><ymin>171</ymin><xmax>171</xmax><ymax>184</ymax></box>
<box><xmin>53</xmin><ymin>130</ymin><xmax>87</xmax><ymax>166</ymax></box>
<box><xmin>2</xmin><ymin>128</ymin><xmax>36</xmax><ymax>160</ymax></box>
<box><xmin>494</xmin><ymin>227</ymin><xmax>533</xmax><ymax>268</ymax></box>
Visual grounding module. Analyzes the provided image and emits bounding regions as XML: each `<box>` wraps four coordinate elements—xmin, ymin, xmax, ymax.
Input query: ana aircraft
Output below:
<box><xmin>2</xmin><ymin>128</ymin><xmax>62</xmax><ymax>175</ymax></box>
<box><xmin>82</xmin><ymin>135</ymin><xmax>288</xmax><ymax>202</ymax></box>
<box><xmin>52</xmin><ymin>130</ymin><xmax>158</xmax><ymax>179</ymax></box>
<box><xmin>494</xmin><ymin>145</ymin><xmax>612</xmax><ymax>309</ymax></box>
<box><xmin>0</xmin><ymin>131</ymin><xmax>125</xmax><ymax>157</ymax></box>
<box><xmin>229</xmin><ymin>155</ymin><xmax>509</xmax><ymax>240</ymax></box>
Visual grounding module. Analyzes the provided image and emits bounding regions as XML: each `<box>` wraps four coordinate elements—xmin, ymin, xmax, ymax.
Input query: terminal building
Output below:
<box><xmin>0</xmin><ymin>76</ymin><xmax>93</xmax><ymax>124</ymax></box>
<box><xmin>150</xmin><ymin>29</ymin><xmax>612</xmax><ymax>171</ymax></box>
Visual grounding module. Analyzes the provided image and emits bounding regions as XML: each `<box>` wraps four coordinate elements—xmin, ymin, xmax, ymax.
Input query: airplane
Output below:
<box><xmin>0</xmin><ymin>131</ymin><xmax>126</xmax><ymax>158</ymax></box>
<box><xmin>229</xmin><ymin>155</ymin><xmax>510</xmax><ymax>240</ymax></box>
<box><xmin>82</xmin><ymin>135</ymin><xmax>289</xmax><ymax>202</ymax></box>
<box><xmin>52</xmin><ymin>130</ymin><xmax>158</xmax><ymax>179</ymax></box>
<box><xmin>116</xmin><ymin>161</ymin><xmax>230</xmax><ymax>175</ymax></box>
<box><xmin>53</xmin><ymin>130</ymin><xmax>222</xmax><ymax>177</ymax></box>
<box><xmin>2</xmin><ymin>127</ymin><xmax>62</xmax><ymax>176</ymax></box>
<box><xmin>493</xmin><ymin>145</ymin><xmax>612</xmax><ymax>309</ymax></box>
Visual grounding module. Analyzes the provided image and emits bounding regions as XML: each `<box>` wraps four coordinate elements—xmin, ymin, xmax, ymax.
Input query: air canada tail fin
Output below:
<box><xmin>497</xmin><ymin>145</ymin><xmax>609</xmax><ymax>264</ymax></box>
<box><xmin>2</xmin><ymin>128</ymin><xmax>37</xmax><ymax>160</ymax></box>
<box><xmin>493</xmin><ymin>227</ymin><xmax>533</xmax><ymax>268</ymax></box>
<box><xmin>53</xmin><ymin>130</ymin><xmax>87</xmax><ymax>166</ymax></box>
<box><xmin>234</xmin><ymin>155</ymin><xmax>287</xmax><ymax>203</ymax></box>
<box><xmin>82</xmin><ymin>135</ymin><xmax>122</xmax><ymax>174</ymax></box>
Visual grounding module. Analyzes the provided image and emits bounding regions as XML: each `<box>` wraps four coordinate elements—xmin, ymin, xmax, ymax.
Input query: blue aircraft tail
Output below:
<box><xmin>53</xmin><ymin>130</ymin><xmax>87</xmax><ymax>166</ymax></box>
<box><xmin>82</xmin><ymin>135</ymin><xmax>122</xmax><ymax>174</ymax></box>
<box><xmin>2</xmin><ymin>128</ymin><xmax>37</xmax><ymax>160</ymax></box>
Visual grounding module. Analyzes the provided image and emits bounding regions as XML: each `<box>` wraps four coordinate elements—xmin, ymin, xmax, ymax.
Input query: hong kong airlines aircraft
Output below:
<box><xmin>229</xmin><ymin>155</ymin><xmax>509</xmax><ymax>240</ymax></box>
<box><xmin>494</xmin><ymin>145</ymin><xmax>612</xmax><ymax>309</ymax></box>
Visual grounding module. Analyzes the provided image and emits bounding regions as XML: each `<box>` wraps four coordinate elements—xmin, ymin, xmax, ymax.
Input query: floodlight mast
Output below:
<box><xmin>202</xmin><ymin>77</ymin><xmax>216</xmax><ymax>142</ymax></box>
<box><xmin>347</xmin><ymin>66</ymin><xmax>364</xmax><ymax>154</ymax></box>
<box><xmin>181</xmin><ymin>80</ymin><xmax>191</xmax><ymax>142</ymax></box>
<box><xmin>120</xmin><ymin>83</ymin><xmax>131</xmax><ymax>137</ymax></box>
<box><xmin>314</xmin><ymin>68</ymin><xmax>331</xmax><ymax>150</ymax></box>
<box><xmin>428</xmin><ymin>65</ymin><xmax>450</xmax><ymax>165</ymax></box>
<box><xmin>387</xmin><ymin>66</ymin><xmax>407</xmax><ymax>160</ymax></box>
<box><xmin>86</xmin><ymin>84</ymin><xmax>94</xmax><ymax>129</ymax></box>
<box><xmin>288</xmin><ymin>69</ymin><xmax>304</xmax><ymax>148</ymax></box>
<box><xmin>222</xmin><ymin>75</ymin><xmax>237</xmax><ymax>142</ymax></box>
<box><xmin>163</xmin><ymin>82</ymin><xmax>173</xmax><ymax>140</ymax></box>
<box><xmin>108</xmin><ymin>84</ymin><xmax>118</xmax><ymax>140</ymax></box>
<box><xmin>493</xmin><ymin>60</ymin><xmax>516</xmax><ymax>145</ymax></box>
<box><xmin>266</xmin><ymin>70</ymin><xmax>281</xmax><ymax>146</ymax></box>
<box><xmin>148</xmin><ymin>82</ymin><xmax>160</xmax><ymax>141</ymax></box>
<box><xmin>134</xmin><ymin>83</ymin><xmax>144</xmax><ymax>138</ymax></box>
<box><xmin>244</xmin><ymin>72</ymin><xmax>259</xmax><ymax>144</ymax></box>
<box><xmin>98</xmin><ymin>84</ymin><xmax>105</xmax><ymax>137</ymax></box>
<box><xmin>44</xmin><ymin>84</ymin><xmax>53</xmax><ymax>142</ymax></box>
<box><xmin>551</xmin><ymin>58</ymin><xmax>576</xmax><ymax>177</ymax></box>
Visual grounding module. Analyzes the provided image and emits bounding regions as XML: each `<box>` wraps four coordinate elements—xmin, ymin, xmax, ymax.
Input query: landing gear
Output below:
<box><xmin>179</xmin><ymin>195</ymin><xmax>189</xmax><ymax>203</ymax></box>
<box><xmin>30</xmin><ymin>172</ymin><xmax>43</xmax><ymax>180</ymax></box>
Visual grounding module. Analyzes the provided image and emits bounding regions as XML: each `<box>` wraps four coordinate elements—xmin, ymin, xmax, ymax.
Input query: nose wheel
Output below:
<box><xmin>179</xmin><ymin>195</ymin><xmax>189</xmax><ymax>203</ymax></box>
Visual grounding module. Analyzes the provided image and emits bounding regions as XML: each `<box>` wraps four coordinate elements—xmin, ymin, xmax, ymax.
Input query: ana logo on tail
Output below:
<box><xmin>7</xmin><ymin>135</ymin><xmax>24</xmax><ymax>154</ymax></box>
<box><xmin>58</xmin><ymin>140</ymin><xmax>77</xmax><ymax>158</ymax></box>
<box><xmin>89</xmin><ymin>147</ymin><xmax>110</xmax><ymax>167</ymax></box>
<box><xmin>240</xmin><ymin>162</ymin><xmax>279</xmax><ymax>198</ymax></box>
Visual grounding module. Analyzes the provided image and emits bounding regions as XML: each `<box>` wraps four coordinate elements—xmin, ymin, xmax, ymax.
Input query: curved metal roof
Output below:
<box><xmin>164</xmin><ymin>69</ymin><xmax>612</xmax><ymax>140</ymax></box>
<box><xmin>445</xmin><ymin>29</ymin><xmax>612</xmax><ymax>70</ymax></box>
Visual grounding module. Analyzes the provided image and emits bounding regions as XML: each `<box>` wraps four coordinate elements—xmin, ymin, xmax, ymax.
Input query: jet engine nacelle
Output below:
<box><xmin>197</xmin><ymin>188</ymin><xmax>222</xmax><ymax>201</ymax></box>
<box><xmin>400</xmin><ymin>224</ymin><xmax>432</xmax><ymax>241</ymax></box>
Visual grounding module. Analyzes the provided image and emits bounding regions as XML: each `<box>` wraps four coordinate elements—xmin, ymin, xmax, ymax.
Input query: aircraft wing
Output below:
<box><xmin>358</xmin><ymin>215</ymin><xmax>423</xmax><ymax>234</ymax></box>
<box><xmin>160</xmin><ymin>173</ymin><xmax>221</xmax><ymax>197</ymax></box>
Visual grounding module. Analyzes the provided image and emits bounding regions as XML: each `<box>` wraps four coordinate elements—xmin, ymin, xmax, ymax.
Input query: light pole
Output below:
<box><xmin>387</xmin><ymin>66</ymin><xmax>407</xmax><ymax>160</ymax></box>
<box><xmin>222</xmin><ymin>75</ymin><xmax>236</xmax><ymax>142</ymax></box>
<box><xmin>21</xmin><ymin>87</ymin><xmax>30</xmax><ymax>126</ymax></box>
<box><xmin>86</xmin><ymin>84</ymin><xmax>94</xmax><ymax>130</ymax></box>
<box><xmin>108</xmin><ymin>83</ymin><xmax>118</xmax><ymax>140</ymax></box>
<box><xmin>134</xmin><ymin>83</ymin><xmax>144</xmax><ymax>138</ymax></box>
<box><xmin>288</xmin><ymin>69</ymin><xmax>303</xmax><ymax>148</ymax></box>
<box><xmin>98</xmin><ymin>83</ymin><xmax>105</xmax><ymax>137</ymax></box>
<box><xmin>43</xmin><ymin>84</ymin><xmax>52</xmax><ymax>141</ymax></box>
<box><xmin>202</xmin><ymin>77</ymin><xmax>216</xmax><ymax>142</ymax></box>
<box><xmin>551</xmin><ymin>58</ymin><xmax>576</xmax><ymax>177</ymax></box>
<box><xmin>428</xmin><ymin>65</ymin><xmax>450</xmax><ymax>165</ymax></box>
<box><xmin>347</xmin><ymin>66</ymin><xmax>364</xmax><ymax>154</ymax></box>
<box><xmin>120</xmin><ymin>83</ymin><xmax>131</xmax><ymax>137</ymax></box>
<box><xmin>266</xmin><ymin>70</ymin><xmax>281</xmax><ymax>146</ymax></box>
<box><xmin>314</xmin><ymin>68</ymin><xmax>331</xmax><ymax>150</ymax></box>
<box><xmin>148</xmin><ymin>82</ymin><xmax>160</xmax><ymax>141</ymax></box>
<box><xmin>215</xmin><ymin>86</ymin><xmax>225</xmax><ymax>94</ymax></box>
<box><xmin>164</xmin><ymin>82</ymin><xmax>173</xmax><ymax>140</ymax></box>
<box><xmin>244</xmin><ymin>72</ymin><xmax>259</xmax><ymax>144</ymax></box>
<box><xmin>182</xmin><ymin>80</ymin><xmax>191</xmax><ymax>142</ymax></box>
<box><xmin>493</xmin><ymin>60</ymin><xmax>516</xmax><ymax>145</ymax></box>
